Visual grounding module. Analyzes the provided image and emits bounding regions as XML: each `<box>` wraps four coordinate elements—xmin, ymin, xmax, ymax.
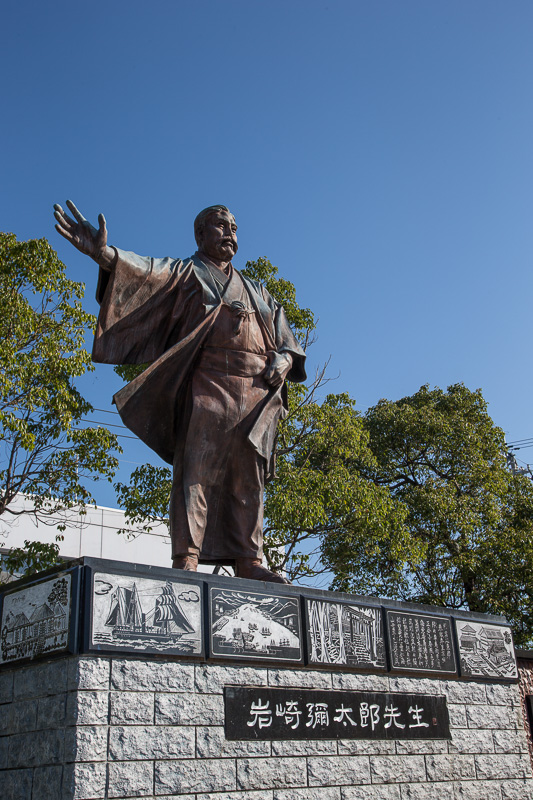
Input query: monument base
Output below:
<box><xmin>1</xmin><ymin>557</ymin><xmax>532</xmax><ymax>798</ymax></box>
<box><xmin>1</xmin><ymin>653</ymin><xmax>532</xmax><ymax>799</ymax></box>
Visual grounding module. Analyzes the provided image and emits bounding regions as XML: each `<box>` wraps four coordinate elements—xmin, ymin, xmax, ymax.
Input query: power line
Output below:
<box><xmin>2</xmin><ymin>401</ymin><xmax>135</xmax><ymax>438</ymax></box>
<box><xmin>1</xmin><ymin>406</ymin><xmax>161</xmax><ymax>457</ymax></box>
<box><xmin>505</xmin><ymin>441</ymin><xmax>533</xmax><ymax>479</ymax></box>
<box><xmin>79</xmin><ymin>417</ymin><xmax>130</xmax><ymax>432</ymax></box>
<box><xmin>72</xmin><ymin>425</ymin><xmax>140</xmax><ymax>442</ymax></box>
<box><xmin>2</xmin><ymin>400</ymin><xmax>127</xmax><ymax>425</ymax></box>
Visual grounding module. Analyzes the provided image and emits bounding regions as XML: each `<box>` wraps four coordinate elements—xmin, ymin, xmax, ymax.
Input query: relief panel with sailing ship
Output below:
<box><xmin>209</xmin><ymin>586</ymin><xmax>303</xmax><ymax>662</ymax></box>
<box><xmin>90</xmin><ymin>570</ymin><xmax>203</xmax><ymax>657</ymax></box>
<box><xmin>305</xmin><ymin>598</ymin><xmax>386</xmax><ymax>670</ymax></box>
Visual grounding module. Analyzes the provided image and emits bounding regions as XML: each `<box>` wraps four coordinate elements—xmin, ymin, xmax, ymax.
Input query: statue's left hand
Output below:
<box><xmin>263</xmin><ymin>352</ymin><xmax>293</xmax><ymax>389</ymax></box>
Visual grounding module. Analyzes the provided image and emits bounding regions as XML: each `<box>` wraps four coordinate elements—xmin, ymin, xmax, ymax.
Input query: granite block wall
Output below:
<box><xmin>1</xmin><ymin>655</ymin><xmax>532</xmax><ymax>800</ymax></box>
<box><xmin>516</xmin><ymin>653</ymin><xmax>533</xmax><ymax>772</ymax></box>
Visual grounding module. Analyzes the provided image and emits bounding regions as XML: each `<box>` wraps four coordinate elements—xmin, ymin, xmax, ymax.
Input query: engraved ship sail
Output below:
<box><xmin>105</xmin><ymin>583</ymin><xmax>145</xmax><ymax>638</ymax></box>
<box><xmin>152</xmin><ymin>582</ymin><xmax>195</xmax><ymax>637</ymax></box>
<box><xmin>105</xmin><ymin>581</ymin><xmax>194</xmax><ymax>642</ymax></box>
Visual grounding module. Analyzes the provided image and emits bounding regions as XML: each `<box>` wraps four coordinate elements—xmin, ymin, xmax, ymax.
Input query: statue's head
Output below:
<box><xmin>194</xmin><ymin>205</ymin><xmax>238</xmax><ymax>262</ymax></box>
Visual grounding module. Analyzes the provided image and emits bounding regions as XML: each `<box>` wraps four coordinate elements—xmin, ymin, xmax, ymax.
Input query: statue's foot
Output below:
<box><xmin>172</xmin><ymin>554</ymin><xmax>199</xmax><ymax>571</ymax></box>
<box><xmin>235</xmin><ymin>558</ymin><xmax>291</xmax><ymax>584</ymax></box>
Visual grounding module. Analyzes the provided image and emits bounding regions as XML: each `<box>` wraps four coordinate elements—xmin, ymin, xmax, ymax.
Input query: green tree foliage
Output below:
<box><xmin>322</xmin><ymin>384</ymin><xmax>533</xmax><ymax>646</ymax></box>
<box><xmin>0</xmin><ymin>233</ymin><xmax>120</xmax><ymax>581</ymax></box>
<box><xmin>115</xmin><ymin>464</ymin><xmax>172</xmax><ymax>536</ymax></box>
<box><xmin>2</xmin><ymin>540</ymin><xmax>61</xmax><ymax>582</ymax></box>
<box><xmin>242</xmin><ymin>256</ymin><xmax>316</xmax><ymax>344</ymax></box>
<box><xmin>242</xmin><ymin>259</ymin><xmax>397</xmax><ymax>580</ymax></box>
<box><xmin>115</xmin><ymin>257</ymin><xmax>392</xmax><ymax>581</ymax></box>
<box><xmin>262</xmin><ymin>388</ymin><xmax>400</xmax><ymax>582</ymax></box>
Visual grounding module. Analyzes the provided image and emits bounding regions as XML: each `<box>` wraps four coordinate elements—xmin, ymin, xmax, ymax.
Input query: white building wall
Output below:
<box><xmin>0</xmin><ymin>494</ymin><xmax>215</xmax><ymax>572</ymax></box>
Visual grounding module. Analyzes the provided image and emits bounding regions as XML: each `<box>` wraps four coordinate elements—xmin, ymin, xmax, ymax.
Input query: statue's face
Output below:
<box><xmin>200</xmin><ymin>210</ymin><xmax>238</xmax><ymax>262</ymax></box>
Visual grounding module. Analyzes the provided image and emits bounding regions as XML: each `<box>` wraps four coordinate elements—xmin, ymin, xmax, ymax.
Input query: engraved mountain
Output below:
<box><xmin>212</xmin><ymin>601</ymin><xmax>299</xmax><ymax>650</ymax></box>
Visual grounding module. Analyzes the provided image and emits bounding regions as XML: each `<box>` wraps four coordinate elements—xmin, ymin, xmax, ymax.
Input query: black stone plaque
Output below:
<box><xmin>209</xmin><ymin>586</ymin><xmax>303</xmax><ymax>663</ymax></box>
<box><xmin>386</xmin><ymin>610</ymin><xmax>457</xmax><ymax>675</ymax></box>
<box><xmin>0</xmin><ymin>566</ymin><xmax>80</xmax><ymax>667</ymax></box>
<box><xmin>83</xmin><ymin>564</ymin><xmax>205</xmax><ymax>659</ymax></box>
<box><xmin>455</xmin><ymin>619</ymin><xmax>518</xmax><ymax>680</ymax></box>
<box><xmin>224</xmin><ymin>686</ymin><xmax>450</xmax><ymax>740</ymax></box>
<box><xmin>304</xmin><ymin>597</ymin><xmax>386</xmax><ymax>671</ymax></box>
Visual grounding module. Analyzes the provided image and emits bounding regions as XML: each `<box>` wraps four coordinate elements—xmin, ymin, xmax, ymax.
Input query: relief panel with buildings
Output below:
<box><xmin>456</xmin><ymin>619</ymin><xmax>517</xmax><ymax>679</ymax></box>
<box><xmin>0</xmin><ymin>574</ymin><xmax>72</xmax><ymax>664</ymax></box>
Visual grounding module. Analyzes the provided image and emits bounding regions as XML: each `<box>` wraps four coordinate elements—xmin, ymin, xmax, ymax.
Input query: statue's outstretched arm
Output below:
<box><xmin>54</xmin><ymin>199</ymin><xmax>116</xmax><ymax>270</ymax></box>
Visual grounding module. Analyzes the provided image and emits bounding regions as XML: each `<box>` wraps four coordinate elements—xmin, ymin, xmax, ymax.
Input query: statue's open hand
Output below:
<box><xmin>263</xmin><ymin>352</ymin><xmax>293</xmax><ymax>390</ymax></box>
<box><xmin>54</xmin><ymin>200</ymin><xmax>109</xmax><ymax>263</ymax></box>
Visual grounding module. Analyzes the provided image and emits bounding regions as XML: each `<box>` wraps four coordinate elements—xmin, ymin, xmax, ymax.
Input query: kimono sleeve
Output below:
<box><xmin>92</xmin><ymin>247</ymin><xmax>189</xmax><ymax>365</ymax></box>
<box><xmin>260</xmin><ymin>285</ymin><xmax>307</xmax><ymax>383</ymax></box>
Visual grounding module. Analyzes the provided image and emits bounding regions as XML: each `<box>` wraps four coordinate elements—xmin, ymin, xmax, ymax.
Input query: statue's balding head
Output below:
<box><xmin>194</xmin><ymin>205</ymin><xmax>236</xmax><ymax>247</ymax></box>
<box><xmin>194</xmin><ymin>205</ymin><xmax>238</xmax><ymax>264</ymax></box>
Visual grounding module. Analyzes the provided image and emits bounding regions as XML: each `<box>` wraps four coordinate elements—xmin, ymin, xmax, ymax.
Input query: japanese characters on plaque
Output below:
<box><xmin>224</xmin><ymin>687</ymin><xmax>451</xmax><ymax>740</ymax></box>
<box><xmin>386</xmin><ymin>610</ymin><xmax>457</xmax><ymax>675</ymax></box>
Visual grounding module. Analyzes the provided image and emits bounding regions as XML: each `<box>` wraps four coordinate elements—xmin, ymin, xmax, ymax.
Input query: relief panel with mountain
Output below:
<box><xmin>209</xmin><ymin>586</ymin><xmax>303</xmax><ymax>662</ymax></box>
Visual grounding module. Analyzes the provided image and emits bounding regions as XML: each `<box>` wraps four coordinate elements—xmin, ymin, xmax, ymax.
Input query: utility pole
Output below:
<box><xmin>505</xmin><ymin>441</ymin><xmax>533</xmax><ymax>479</ymax></box>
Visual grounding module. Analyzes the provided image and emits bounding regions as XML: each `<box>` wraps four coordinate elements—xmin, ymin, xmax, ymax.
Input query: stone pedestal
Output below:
<box><xmin>1</xmin><ymin>557</ymin><xmax>532</xmax><ymax>799</ymax></box>
<box><xmin>1</xmin><ymin>654</ymin><xmax>533</xmax><ymax>799</ymax></box>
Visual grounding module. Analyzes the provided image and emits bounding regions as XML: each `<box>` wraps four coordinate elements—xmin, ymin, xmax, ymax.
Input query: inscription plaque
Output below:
<box><xmin>224</xmin><ymin>686</ymin><xmax>451</xmax><ymax>740</ymax></box>
<box><xmin>386</xmin><ymin>610</ymin><xmax>457</xmax><ymax>675</ymax></box>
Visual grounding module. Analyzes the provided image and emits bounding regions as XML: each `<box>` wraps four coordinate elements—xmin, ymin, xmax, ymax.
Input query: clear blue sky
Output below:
<box><xmin>2</xmin><ymin>1</ymin><xmax>533</xmax><ymax>507</ymax></box>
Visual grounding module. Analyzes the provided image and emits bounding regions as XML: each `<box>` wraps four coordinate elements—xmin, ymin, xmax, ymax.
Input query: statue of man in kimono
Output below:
<box><xmin>54</xmin><ymin>200</ymin><xmax>306</xmax><ymax>584</ymax></box>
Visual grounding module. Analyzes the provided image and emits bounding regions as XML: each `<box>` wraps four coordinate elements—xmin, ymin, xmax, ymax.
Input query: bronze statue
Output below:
<box><xmin>54</xmin><ymin>201</ymin><xmax>306</xmax><ymax>583</ymax></box>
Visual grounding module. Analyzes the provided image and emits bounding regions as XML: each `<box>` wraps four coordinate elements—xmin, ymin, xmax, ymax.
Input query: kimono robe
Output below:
<box><xmin>92</xmin><ymin>248</ymin><xmax>306</xmax><ymax>564</ymax></box>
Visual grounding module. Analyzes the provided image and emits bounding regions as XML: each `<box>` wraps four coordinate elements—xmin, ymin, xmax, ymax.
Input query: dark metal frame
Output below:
<box><xmin>0</xmin><ymin>557</ymin><xmax>520</xmax><ymax>682</ymax></box>
<box><xmin>302</xmin><ymin>592</ymin><xmax>387</xmax><ymax>673</ymax></box>
<box><xmin>0</xmin><ymin>564</ymin><xmax>81</xmax><ymax>667</ymax></box>
<box><xmin>81</xmin><ymin>557</ymin><xmax>206</xmax><ymax>660</ymax></box>
<box><xmin>207</xmin><ymin>576</ymin><xmax>304</xmax><ymax>665</ymax></box>
<box><xmin>384</xmin><ymin>608</ymin><xmax>458</xmax><ymax>677</ymax></box>
<box><xmin>453</xmin><ymin>616</ymin><xmax>518</xmax><ymax>681</ymax></box>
